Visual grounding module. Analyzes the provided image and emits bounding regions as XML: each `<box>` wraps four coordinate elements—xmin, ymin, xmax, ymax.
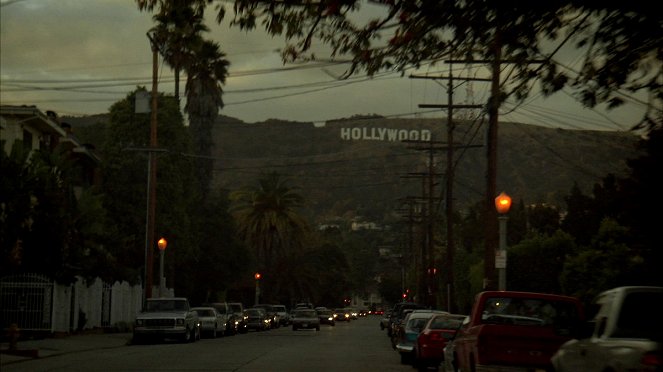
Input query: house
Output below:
<box><xmin>1</xmin><ymin>105</ymin><xmax>101</xmax><ymax>194</ymax></box>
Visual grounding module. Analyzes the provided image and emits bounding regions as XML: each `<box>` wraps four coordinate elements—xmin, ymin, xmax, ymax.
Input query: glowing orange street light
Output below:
<box><xmin>254</xmin><ymin>273</ymin><xmax>261</xmax><ymax>280</ymax></box>
<box><xmin>494</xmin><ymin>192</ymin><xmax>511</xmax><ymax>290</ymax></box>
<box><xmin>495</xmin><ymin>192</ymin><xmax>512</xmax><ymax>214</ymax></box>
<box><xmin>157</xmin><ymin>237</ymin><xmax>167</xmax><ymax>297</ymax></box>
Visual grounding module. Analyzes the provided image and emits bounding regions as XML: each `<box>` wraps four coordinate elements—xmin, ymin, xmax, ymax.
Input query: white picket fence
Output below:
<box><xmin>0</xmin><ymin>273</ymin><xmax>173</xmax><ymax>333</ymax></box>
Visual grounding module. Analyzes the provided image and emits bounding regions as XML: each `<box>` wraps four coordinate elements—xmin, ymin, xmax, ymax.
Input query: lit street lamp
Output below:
<box><xmin>495</xmin><ymin>192</ymin><xmax>512</xmax><ymax>291</ymax></box>
<box><xmin>254</xmin><ymin>273</ymin><xmax>261</xmax><ymax>306</ymax></box>
<box><xmin>158</xmin><ymin>237</ymin><xmax>167</xmax><ymax>297</ymax></box>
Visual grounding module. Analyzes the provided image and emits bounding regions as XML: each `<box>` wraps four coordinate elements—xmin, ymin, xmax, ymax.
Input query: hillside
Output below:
<box><xmin>211</xmin><ymin>115</ymin><xmax>639</xmax><ymax>222</ymax></box>
<box><xmin>66</xmin><ymin>114</ymin><xmax>641</xmax><ymax>223</ymax></box>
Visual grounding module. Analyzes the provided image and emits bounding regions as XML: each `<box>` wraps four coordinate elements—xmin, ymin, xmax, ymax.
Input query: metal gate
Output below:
<box><xmin>0</xmin><ymin>273</ymin><xmax>54</xmax><ymax>331</ymax></box>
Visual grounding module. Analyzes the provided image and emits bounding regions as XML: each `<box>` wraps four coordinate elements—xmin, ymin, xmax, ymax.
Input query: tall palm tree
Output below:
<box><xmin>184</xmin><ymin>39</ymin><xmax>230</xmax><ymax>198</ymax></box>
<box><xmin>146</xmin><ymin>0</ymin><xmax>208</xmax><ymax>101</ymax></box>
<box><xmin>230</xmin><ymin>172</ymin><xmax>309</xmax><ymax>270</ymax></box>
<box><xmin>142</xmin><ymin>0</ymin><xmax>230</xmax><ymax>198</ymax></box>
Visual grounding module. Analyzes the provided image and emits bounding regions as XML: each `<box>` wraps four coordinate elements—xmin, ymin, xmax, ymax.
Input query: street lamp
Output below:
<box><xmin>158</xmin><ymin>237</ymin><xmax>167</xmax><ymax>297</ymax></box>
<box><xmin>254</xmin><ymin>273</ymin><xmax>261</xmax><ymax>306</ymax></box>
<box><xmin>494</xmin><ymin>192</ymin><xmax>512</xmax><ymax>291</ymax></box>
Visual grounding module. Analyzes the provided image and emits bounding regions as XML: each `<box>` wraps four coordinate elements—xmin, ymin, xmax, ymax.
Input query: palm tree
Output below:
<box><xmin>141</xmin><ymin>0</ymin><xmax>230</xmax><ymax>198</ymax></box>
<box><xmin>184</xmin><ymin>39</ymin><xmax>230</xmax><ymax>198</ymax></box>
<box><xmin>230</xmin><ymin>172</ymin><xmax>309</xmax><ymax>269</ymax></box>
<box><xmin>146</xmin><ymin>0</ymin><xmax>207</xmax><ymax>101</ymax></box>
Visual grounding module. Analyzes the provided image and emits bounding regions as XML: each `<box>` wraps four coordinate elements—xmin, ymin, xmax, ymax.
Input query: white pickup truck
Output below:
<box><xmin>133</xmin><ymin>297</ymin><xmax>200</xmax><ymax>343</ymax></box>
<box><xmin>551</xmin><ymin>286</ymin><xmax>662</xmax><ymax>372</ymax></box>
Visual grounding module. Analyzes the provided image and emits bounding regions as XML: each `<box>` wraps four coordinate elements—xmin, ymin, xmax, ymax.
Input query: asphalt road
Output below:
<box><xmin>3</xmin><ymin>316</ymin><xmax>416</xmax><ymax>372</ymax></box>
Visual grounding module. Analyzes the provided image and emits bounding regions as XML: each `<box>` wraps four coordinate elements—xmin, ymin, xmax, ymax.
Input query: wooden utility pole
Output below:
<box><xmin>145</xmin><ymin>34</ymin><xmax>159</xmax><ymax>301</ymax></box>
<box><xmin>402</xmin><ymin>140</ymin><xmax>445</xmax><ymax>308</ymax></box>
<box><xmin>413</xmin><ymin>71</ymin><xmax>486</xmax><ymax>311</ymax></box>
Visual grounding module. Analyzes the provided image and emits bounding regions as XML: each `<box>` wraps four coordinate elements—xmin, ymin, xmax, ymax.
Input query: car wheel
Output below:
<box><xmin>292</xmin><ymin>325</ymin><xmax>298</xmax><ymax>331</ymax></box>
<box><xmin>316</xmin><ymin>325</ymin><xmax>320</xmax><ymax>331</ymax></box>
<box><xmin>400</xmin><ymin>352</ymin><xmax>412</xmax><ymax>365</ymax></box>
<box><xmin>212</xmin><ymin>326</ymin><xmax>217</xmax><ymax>338</ymax></box>
<box><xmin>181</xmin><ymin>327</ymin><xmax>191</xmax><ymax>343</ymax></box>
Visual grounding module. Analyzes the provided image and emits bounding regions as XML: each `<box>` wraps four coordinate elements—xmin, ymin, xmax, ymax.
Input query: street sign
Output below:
<box><xmin>495</xmin><ymin>250</ymin><xmax>507</xmax><ymax>269</ymax></box>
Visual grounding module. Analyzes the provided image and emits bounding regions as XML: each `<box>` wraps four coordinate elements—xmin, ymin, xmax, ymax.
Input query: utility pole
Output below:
<box><xmin>402</xmin><ymin>140</ymin><xmax>445</xmax><ymax>308</ymax></box>
<box><xmin>445</xmin><ymin>37</ymin><xmax>543</xmax><ymax>290</ymax></box>
<box><xmin>145</xmin><ymin>33</ymin><xmax>159</xmax><ymax>302</ymax></box>
<box><xmin>412</xmin><ymin>71</ymin><xmax>486</xmax><ymax>311</ymax></box>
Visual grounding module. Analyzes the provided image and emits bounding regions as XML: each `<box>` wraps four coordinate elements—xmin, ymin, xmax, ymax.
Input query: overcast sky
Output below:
<box><xmin>0</xmin><ymin>0</ymin><xmax>649</xmax><ymax>131</ymax></box>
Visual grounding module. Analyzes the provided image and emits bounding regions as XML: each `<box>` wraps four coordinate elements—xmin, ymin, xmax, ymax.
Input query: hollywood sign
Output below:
<box><xmin>340</xmin><ymin>127</ymin><xmax>432</xmax><ymax>142</ymax></box>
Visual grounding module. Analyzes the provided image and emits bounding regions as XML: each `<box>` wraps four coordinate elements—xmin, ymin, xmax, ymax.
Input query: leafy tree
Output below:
<box><xmin>508</xmin><ymin>230</ymin><xmax>576</xmax><ymax>294</ymax></box>
<box><xmin>560</xmin><ymin>218</ymin><xmax>645</xmax><ymax>306</ymax></box>
<box><xmin>181</xmin><ymin>189</ymin><xmax>250</xmax><ymax>305</ymax></box>
<box><xmin>560</xmin><ymin>183</ymin><xmax>599</xmax><ymax>245</ymax></box>
<box><xmin>527</xmin><ymin>203</ymin><xmax>560</xmax><ymax>236</ymax></box>
<box><xmin>1</xmin><ymin>143</ymin><xmax>36</xmax><ymax>274</ymax></box>
<box><xmin>102</xmin><ymin>88</ymin><xmax>198</xmax><ymax>285</ymax></box>
<box><xmin>195</xmin><ymin>1</ymin><xmax>661</xmax><ymax>129</ymax></box>
<box><xmin>0</xmin><ymin>140</ymin><xmax>110</xmax><ymax>283</ymax></box>
<box><xmin>615</xmin><ymin>125</ymin><xmax>663</xmax><ymax>285</ymax></box>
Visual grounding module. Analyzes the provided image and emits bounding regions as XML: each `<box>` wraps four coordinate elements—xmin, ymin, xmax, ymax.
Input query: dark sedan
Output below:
<box><xmin>291</xmin><ymin>308</ymin><xmax>320</xmax><ymax>331</ymax></box>
<box><xmin>244</xmin><ymin>308</ymin><xmax>270</xmax><ymax>331</ymax></box>
<box><xmin>317</xmin><ymin>308</ymin><xmax>336</xmax><ymax>326</ymax></box>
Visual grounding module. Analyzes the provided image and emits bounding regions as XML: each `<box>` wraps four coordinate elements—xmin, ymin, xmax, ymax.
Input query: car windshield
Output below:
<box><xmin>146</xmin><ymin>299</ymin><xmax>188</xmax><ymax>312</ymax></box>
<box><xmin>482</xmin><ymin>297</ymin><xmax>579</xmax><ymax>327</ymax></box>
<box><xmin>246</xmin><ymin>309</ymin><xmax>261</xmax><ymax>316</ymax></box>
<box><xmin>229</xmin><ymin>304</ymin><xmax>242</xmax><ymax>312</ymax></box>
<box><xmin>295</xmin><ymin>310</ymin><xmax>317</xmax><ymax>317</ymax></box>
<box><xmin>194</xmin><ymin>309</ymin><xmax>215</xmax><ymax>317</ymax></box>
<box><xmin>273</xmin><ymin>306</ymin><xmax>286</xmax><ymax>312</ymax></box>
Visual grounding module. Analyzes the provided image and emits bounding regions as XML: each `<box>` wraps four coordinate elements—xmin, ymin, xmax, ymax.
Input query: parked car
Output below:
<box><xmin>380</xmin><ymin>308</ymin><xmax>392</xmax><ymax>330</ymax></box>
<box><xmin>334</xmin><ymin>308</ymin><xmax>351</xmax><ymax>322</ymax></box>
<box><xmin>191</xmin><ymin>306</ymin><xmax>224</xmax><ymax>338</ymax></box>
<box><xmin>551</xmin><ymin>286</ymin><xmax>663</xmax><ymax>372</ymax></box>
<box><xmin>414</xmin><ymin>313</ymin><xmax>466</xmax><ymax>370</ymax></box>
<box><xmin>387</xmin><ymin>302</ymin><xmax>426</xmax><ymax>337</ymax></box>
<box><xmin>391</xmin><ymin>308</ymin><xmax>426</xmax><ymax>348</ymax></box>
<box><xmin>133</xmin><ymin>297</ymin><xmax>200</xmax><ymax>343</ymax></box>
<box><xmin>244</xmin><ymin>308</ymin><xmax>270</xmax><ymax>331</ymax></box>
<box><xmin>394</xmin><ymin>310</ymin><xmax>447</xmax><ymax>364</ymax></box>
<box><xmin>208</xmin><ymin>302</ymin><xmax>237</xmax><ymax>336</ymax></box>
<box><xmin>273</xmin><ymin>304</ymin><xmax>290</xmax><ymax>326</ymax></box>
<box><xmin>228</xmin><ymin>302</ymin><xmax>247</xmax><ymax>333</ymax></box>
<box><xmin>452</xmin><ymin>291</ymin><xmax>584</xmax><ymax>372</ymax></box>
<box><xmin>254</xmin><ymin>304</ymin><xmax>281</xmax><ymax>328</ymax></box>
<box><xmin>317</xmin><ymin>308</ymin><xmax>336</xmax><ymax>326</ymax></box>
<box><xmin>292</xmin><ymin>308</ymin><xmax>320</xmax><ymax>331</ymax></box>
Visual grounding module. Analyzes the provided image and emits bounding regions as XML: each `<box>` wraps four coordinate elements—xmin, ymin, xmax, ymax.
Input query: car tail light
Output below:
<box><xmin>641</xmin><ymin>351</ymin><xmax>662</xmax><ymax>370</ymax></box>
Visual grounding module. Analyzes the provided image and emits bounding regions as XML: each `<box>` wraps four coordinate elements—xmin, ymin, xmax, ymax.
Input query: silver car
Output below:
<box><xmin>191</xmin><ymin>307</ymin><xmax>223</xmax><ymax>338</ymax></box>
<box><xmin>291</xmin><ymin>308</ymin><xmax>320</xmax><ymax>331</ymax></box>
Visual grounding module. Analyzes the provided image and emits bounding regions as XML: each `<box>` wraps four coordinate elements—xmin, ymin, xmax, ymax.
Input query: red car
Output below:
<box><xmin>413</xmin><ymin>313</ymin><xmax>467</xmax><ymax>370</ymax></box>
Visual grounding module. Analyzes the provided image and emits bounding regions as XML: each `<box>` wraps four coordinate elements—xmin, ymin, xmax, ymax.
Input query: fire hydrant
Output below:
<box><xmin>8</xmin><ymin>323</ymin><xmax>19</xmax><ymax>351</ymax></box>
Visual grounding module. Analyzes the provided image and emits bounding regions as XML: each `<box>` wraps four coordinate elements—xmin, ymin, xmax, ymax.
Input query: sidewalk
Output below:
<box><xmin>0</xmin><ymin>331</ymin><xmax>132</xmax><ymax>366</ymax></box>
